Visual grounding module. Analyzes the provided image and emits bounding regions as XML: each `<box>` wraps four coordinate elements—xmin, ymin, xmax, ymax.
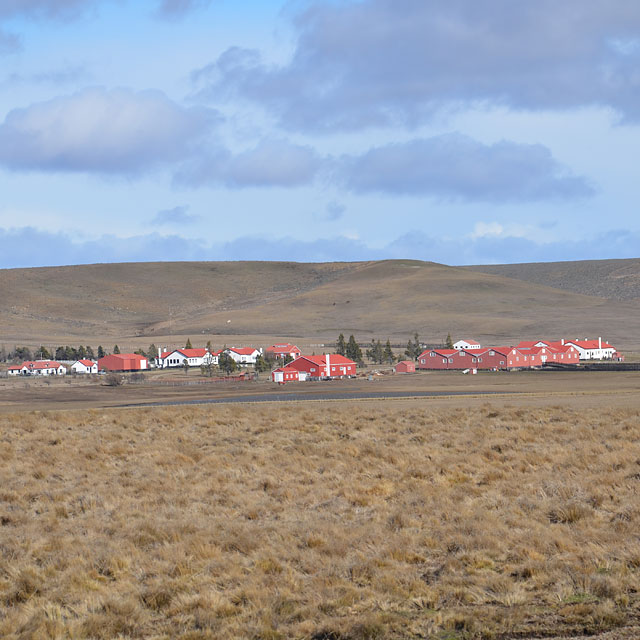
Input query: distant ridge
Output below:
<box><xmin>464</xmin><ymin>258</ymin><xmax>640</xmax><ymax>301</ymax></box>
<box><xmin>2</xmin><ymin>259</ymin><xmax>640</xmax><ymax>349</ymax></box>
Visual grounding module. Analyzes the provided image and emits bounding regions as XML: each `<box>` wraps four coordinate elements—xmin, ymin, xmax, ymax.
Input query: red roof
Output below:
<box><xmin>22</xmin><ymin>360</ymin><xmax>64</xmax><ymax>370</ymax></box>
<box><xmin>563</xmin><ymin>339</ymin><xmax>614</xmax><ymax>349</ymax></box>
<box><xmin>227</xmin><ymin>347</ymin><xmax>259</xmax><ymax>355</ymax></box>
<box><xmin>297</xmin><ymin>354</ymin><xmax>356</xmax><ymax>366</ymax></box>
<box><xmin>76</xmin><ymin>359</ymin><xmax>96</xmax><ymax>367</ymax></box>
<box><xmin>418</xmin><ymin>348</ymin><xmax>457</xmax><ymax>359</ymax></box>
<box><xmin>266</xmin><ymin>343</ymin><xmax>300</xmax><ymax>352</ymax></box>
<box><xmin>272</xmin><ymin>366</ymin><xmax>299</xmax><ymax>373</ymax></box>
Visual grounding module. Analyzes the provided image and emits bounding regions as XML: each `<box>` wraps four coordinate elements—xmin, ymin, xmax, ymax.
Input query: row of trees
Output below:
<box><xmin>335</xmin><ymin>332</ymin><xmax>454</xmax><ymax>365</ymax></box>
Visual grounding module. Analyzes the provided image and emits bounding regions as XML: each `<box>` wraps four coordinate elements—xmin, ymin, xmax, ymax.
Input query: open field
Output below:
<box><xmin>1</xmin><ymin>395</ymin><xmax>640</xmax><ymax>639</ymax></box>
<box><xmin>0</xmin><ymin>369</ymin><xmax>639</xmax><ymax>413</ymax></box>
<box><xmin>3</xmin><ymin>259</ymin><xmax>640</xmax><ymax>350</ymax></box>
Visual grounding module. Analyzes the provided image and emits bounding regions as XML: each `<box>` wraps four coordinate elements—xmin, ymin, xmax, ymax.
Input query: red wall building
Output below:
<box><xmin>394</xmin><ymin>360</ymin><xmax>416</xmax><ymax>373</ymax></box>
<box><xmin>287</xmin><ymin>354</ymin><xmax>356</xmax><ymax>378</ymax></box>
<box><xmin>98</xmin><ymin>353</ymin><xmax>148</xmax><ymax>372</ymax></box>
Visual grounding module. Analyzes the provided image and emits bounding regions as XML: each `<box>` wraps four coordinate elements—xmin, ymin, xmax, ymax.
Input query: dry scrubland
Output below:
<box><xmin>1</xmin><ymin>403</ymin><xmax>640</xmax><ymax>639</ymax></box>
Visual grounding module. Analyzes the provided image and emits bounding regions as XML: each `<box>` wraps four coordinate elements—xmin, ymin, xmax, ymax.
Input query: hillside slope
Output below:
<box><xmin>1</xmin><ymin>259</ymin><xmax>639</xmax><ymax>349</ymax></box>
<box><xmin>464</xmin><ymin>258</ymin><xmax>640</xmax><ymax>301</ymax></box>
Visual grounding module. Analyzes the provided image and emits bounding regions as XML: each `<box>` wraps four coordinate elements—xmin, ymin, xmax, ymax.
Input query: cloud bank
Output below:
<box><xmin>198</xmin><ymin>0</ymin><xmax>640</xmax><ymax>130</ymax></box>
<box><xmin>0</xmin><ymin>88</ymin><xmax>217</xmax><ymax>174</ymax></box>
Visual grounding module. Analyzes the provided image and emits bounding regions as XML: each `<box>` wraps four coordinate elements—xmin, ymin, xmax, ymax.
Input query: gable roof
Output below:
<box><xmin>418</xmin><ymin>348</ymin><xmax>458</xmax><ymax>359</ymax></box>
<box><xmin>227</xmin><ymin>347</ymin><xmax>259</xmax><ymax>355</ymax></box>
<box><xmin>74</xmin><ymin>359</ymin><xmax>96</xmax><ymax>367</ymax></box>
<box><xmin>291</xmin><ymin>354</ymin><xmax>356</xmax><ymax>366</ymax></box>
<box><xmin>22</xmin><ymin>360</ymin><xmax>64</xmax><ymax>370</ymax></box>
<box><xmin>266</xmin><ymin>343</ymin><xmax>300</xmax><ymax>352</ymax></box>
<box><xmin>563</xmin><ymin>339</ymin><xmax>614</xmax><ymax>350</ymax></box>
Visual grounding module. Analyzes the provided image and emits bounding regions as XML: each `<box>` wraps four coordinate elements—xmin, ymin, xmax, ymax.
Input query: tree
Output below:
<box><xmin>336</xmin><ymin>333</ymin><xmax>346</xmax><ymax>356</ymax></box>
<box><xmin>65</xmin><ymin>346</ymin><xmax>77</xmax><ymax>361</ymax></box>
<box><xmin>405</xmin><ymin>333</ymin><xmax>421</xmax><ymax>360</ymax></box>
<box><xmin>185</xmin><ymin>338</ymin><xmax>193</xmax><ymax>349</ymax></box>
<box><xmin>218</xmin><ymin>353</ymin><xmax>237</xmax><ymax>375</ymax></box>
<box><xmin>147</xmin><ymin>344</ymin><xmax>158</xmax><ymax>360</ymax></box>
<box><xmin>445</xmin><ymin>333</ymin><xmax>454</xmax><ymax>349</ymax></box>
<box><xmin>38</xmin><ymin>346</ymin><xmax>52</xmax><ymax>360</ymax></box>
<box><xmin>97</xmin><ymin>345</ymin><xmax>105</xmax><ymax>359</ymax></box>
<box><xmin>113</xmin><ymin>345</ymin><xmax>121</xmax><ymax>354</ymax></box>
<box><xmin>206</xmin><ymin>340</ymin><xmax>213</xmax><ymax>352</ymax></box>
<box><xmin>283</xmin><ymin>354</ymin><xmax>294</xmax><ymax>366</ymax></box>
<box><xmin>346</xmin><ymin>335</ymin><xmax>363</xmax><ymax>365</ymax></box>
<box><xmin>366</xmin><ymin>339</ymin><xmax>384</xmax><ymax>364</ymax></box>
<box><xmin>254</xmin><ymin>354</ymin><xmax>270</xmax><ymax>373</ymax></box>
<box><xmin>86</xmin><ymin>346</ymin><xmax>95</xmax><ymax>359</ymax></box>
<box><xmin>77</xmin><ymin>345</ymin><xmax>86</xmax><ymax>359</ymax></box>
<box><xmin>384</xmin><ymin>339</ymin><xmax>395</xmax><ymax>364</ymax></box>
<box><xmin>183</xmin><ymin>359</ymin><xmax>190</xmax><ymax>375</ymax></box>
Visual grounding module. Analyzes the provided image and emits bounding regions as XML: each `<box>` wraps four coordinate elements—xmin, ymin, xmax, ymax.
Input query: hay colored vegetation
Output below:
<box><xmin>1</xmin><ymin>403</ymin><xmax>639</xmax><ymax>639</ymax></box>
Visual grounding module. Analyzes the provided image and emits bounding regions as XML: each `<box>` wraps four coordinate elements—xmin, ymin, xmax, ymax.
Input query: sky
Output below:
<box><xmin>1</xmin><ymin>0</ymin><xmax>640</xmax><ymax>268</ymax></box>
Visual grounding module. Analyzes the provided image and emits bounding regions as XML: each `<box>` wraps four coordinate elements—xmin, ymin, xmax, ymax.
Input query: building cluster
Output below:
<box><xmin>416</xmin><ymin>337</ymin><xmax>621</xmax><ymax>371</ymax></box>
<box><xmin>5</xmin><ymin>336</ymin><xmax>622</xmax><ymax>381</ymax></box>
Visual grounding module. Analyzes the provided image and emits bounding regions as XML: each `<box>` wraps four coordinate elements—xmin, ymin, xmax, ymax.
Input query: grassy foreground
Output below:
<box><xmin>1</xmin><ymin>403</ymin><xmax>639</xmax><ymax>639</ymax></box>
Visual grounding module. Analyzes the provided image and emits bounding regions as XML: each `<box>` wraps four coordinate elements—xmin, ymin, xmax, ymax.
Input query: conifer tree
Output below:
<box><xmin>336</xmin><ymin>333</ymin><xmax>346</xmax><ymax>356</ymax></box>
<box><xmin>97</xmin><ymin>345</ymin><xmax>105</xmax><ymax>359</ymax></box>
<box><xmin>445</xmin><ymin>333</ymin><xmax>454</xmax><ymax>349</ymax></box>
<box><xmin>113</xmin><ymin>345</ymin><xmax>120</xmax><ymax>354</ymax></box>
<box><xmin>185</xmin><ymin>338</ymin><xmax>193</xmax><ymax>349</ymax></box>
<box><xmin>384</xmin><ymin>339</ymin><xmax>395</xmax><ymax>364</ymax></box>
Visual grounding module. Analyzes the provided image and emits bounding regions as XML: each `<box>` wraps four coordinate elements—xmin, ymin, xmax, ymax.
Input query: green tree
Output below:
<box><xmin>113</xmin><ymin>345</ymin><xmax>121</xmax><ymax>354</ymax></box>
<box><xmin>86</xmin><ymin>346</ymin><xmax>95</xmax><ymax>359</ymax></box>
<box><xmin>38</xmin><ymin>346</ymin><xmax>52</xmax><ymax>360</ymax></box>
<box><xmin>445</xmin><ymin>333</ymin><xmax>454</xmax><ymax>349</ymax></box>
<box><xmin>405</xmin><ymin>333</ymin><xmax>421</xmax><ymax>360</ymax></box>
<box><xmin>384</xmin><ymin>339</ymin><xmax>395</xmax><ymax>364</ymax></box>
<box><xmin>147</xmin><ymin>344</ymin><xmax>158</xmax><ymax>360</ymax></box>
<box><xmin>206</xmin><ymin>340</ymin><xmax>213</xmax><ymax>352</ymax></box>
<box><xmin>183</xmin><ymin>358</ymin><xmax>190</xmax><ymax>375</ymax></box>
<box><xmin>97</xmin><ymin>345</ymin><xmax>105</xmax><ymax>359</ymax></box>
<box><xmin>283</xmin><ymin>354</ymin><xmax>294</xmax><ymax>365</ymax></box>
<box><xmin>366</xmin><ymin>339</ymin><xmax>384</xmax><ymax>364</ymax></box>
<box><xmin>219</xmin><ymin>352</ymin><xmax>237</xmax><ymax>375</ymax></box>
<box><xmin>346</xmin><ymin>335</ymin><xmax>363</xmax><ymax>364</ymax></box>
<box><xmin>185</xmin><ymin>338</ymin><xmax>193</xmax><ymax>349</ymax></box>
<box><xmin>254</xmin><ymin>354</ymin><xmax>271</xmax><ymax>373</ymax></box>
<box><xmin>336</xmin><ymin>333</ymin><xmax>346</xmax><ymax>356</ymax></box>
<box><xmin>77</xmin><ymin>345</ymin><xmax>86</xmax><ymax>359</ymax></box>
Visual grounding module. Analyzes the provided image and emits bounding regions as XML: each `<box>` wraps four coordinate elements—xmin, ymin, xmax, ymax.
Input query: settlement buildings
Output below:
<box><xmin>8</xmin><ymin>360</ymin><xmax>67</xmax><ymax>376</ymax></box>
<box><xmin>98</xmin><ymin>353</ymin><xmax>148</xmax><ymax>372</ymax></box>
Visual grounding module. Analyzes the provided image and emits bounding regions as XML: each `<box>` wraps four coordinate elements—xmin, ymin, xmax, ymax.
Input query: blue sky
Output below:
<box><xmin>1</xmin><ymin>0</ymin><xmax>640</xmax><ymax>268</ymax></box>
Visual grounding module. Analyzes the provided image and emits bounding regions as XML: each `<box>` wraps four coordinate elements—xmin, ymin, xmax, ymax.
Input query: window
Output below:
<box><xmin>478</xmin><ymin>358</ymin><xmax>482</xmax><ymax>362</ymax></box>
<box><xmin>442</xmin><ymin>359</ymin><xmax>447</xmax><ymax>363</ymax></box>
<box><xmin>421</xmin><ymin>359</ymin><xmax>425</xmax><ymax>364</ymax></box>
<box><xmin>489</xmin><ymin>350</ymin><xmax>495</xmax><ymax>356</ymax></box>
<box><xmin>500</xmin><ymin>361</ymin><xmax>505</xmax><ymax>365</ymax></box>
<box><xmin>448</xmin><ymin>358</ymin><xmax>454</xmax><ymax>363</ymax></box>
<box><xmin>430</xmin><ymin>352</ymin><xmax>435</xmax><ymax>357</ymax></box>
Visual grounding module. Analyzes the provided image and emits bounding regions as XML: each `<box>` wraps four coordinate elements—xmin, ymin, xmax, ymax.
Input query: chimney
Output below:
<box><xmin>326</xmin><ymin>353</ymin><xmax>331</xmax><ymax>378</ymax></box>
<box><xmin>598</xmin><ymin>337</ymin><xmax>602</xmax><ymax>349</ymax></box>
<box><xmin>561</xmin><ymin>338</ymin><xmax>564</xmax><ymax>345</ymax></box>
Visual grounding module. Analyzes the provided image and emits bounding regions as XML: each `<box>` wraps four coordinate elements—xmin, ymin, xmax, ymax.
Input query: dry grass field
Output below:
<box><xmin>1</xmin><ymin>399</ymin><xmax>640</xmax><ymax>639</ymax></box>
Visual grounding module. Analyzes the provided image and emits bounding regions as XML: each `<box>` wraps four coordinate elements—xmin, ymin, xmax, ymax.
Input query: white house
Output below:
<box><xmin>71</xmin><ymin>359</ymin><xmax>98</xmax><ymax>374</ymax></box>
<box><xmin>453</xmin><ymin>339</ymin><xmax>482</xmax><ymax>350</ymax></box>
<box><xmin>561</xmin><ymin>338</ymin><xmax>617</xmax><ymax>360</ymax></box>
<box><xmin>156</xmin><ymin>348</ymin><xmax>215</xmax><ymax>369</ymax></box>
<box><xmin>224</xmin><ymin>347</ymin><xmax>262</xmax><ymax>365</ymax></box>
<box><xmin>11</xmin><ymin>360</ymin><xmax>67</xmax><ymax>376</ymax></box>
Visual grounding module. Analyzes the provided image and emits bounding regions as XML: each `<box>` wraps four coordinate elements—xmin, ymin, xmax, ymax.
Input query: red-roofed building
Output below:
<box><xmin>225</xmin><ymin>347</ymin><xmax>262</xmax><ymax>365</ymax></box>
<box><xmin>271</xmin><ymin>367</ymin><xmax>300</xmax><ymax>383</ymax></box>
<box><xmin>556</xmin><ymin>338</ymin><xmax>617</xmax><ymax>360</ymax></box>
<box><xmin>8</xmin><ymin>360</ymin><xmax>66</xmax><ymax>376</ymax></box>
<box><xmin>287</xmin><ymin>354</ymin><xmax>356</xmax><ymax>379</ymax></box>
<box><xmin>265</xmin><ymin>343</ymin><xmax>301</xmax><ymax>360</ymax></box>
<box><xmin>98</xmin><ymin>353</ymin><xmax>148</xmax><ymax>372</ymax></box>
<box><xmin>417</xmin><ymin>348</ymin><xmax>459</xmax><ymax>370</ymax></box>
<box><xmin>394</xmin><ymin>360</ymin><xmax>416</xmax><ymax>373</ymax></box>
<box><xmin>71</xmin><ymin>359</ymin><xmax>98</xmax><ymax>374</ymax></box>
<box><xmin>156</xmin><ymin>348</ymin><xmax>214</xmax><ymax>369</ymax></box>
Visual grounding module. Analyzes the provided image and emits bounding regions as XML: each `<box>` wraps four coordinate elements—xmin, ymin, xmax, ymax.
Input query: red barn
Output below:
<box><xmin>394</xmin><ymin>360</ymin><xmax>415</xmax><ymax>373</ymax></box>
<box><xmin>287</xmin><ymin>354</ymin><xmax>356</xmax><ymax>379</ymax></box>
<box><xmin>98</xmin><ymin>353</ymin><xmax>148</xmax><ymax>372</ymax></box>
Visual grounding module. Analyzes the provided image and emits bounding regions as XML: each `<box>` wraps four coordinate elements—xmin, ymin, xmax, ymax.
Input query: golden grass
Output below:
<box><xmin>1</xmin><ymin>403</ymin><xmax>639</xmax><ymax>639</ymax></box>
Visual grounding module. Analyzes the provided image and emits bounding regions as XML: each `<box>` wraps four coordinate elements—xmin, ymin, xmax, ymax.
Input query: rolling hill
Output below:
<box><xmin>2</xmin><ymin>259</ymin><xmax>639</xmax><ymax>350</ymax></box>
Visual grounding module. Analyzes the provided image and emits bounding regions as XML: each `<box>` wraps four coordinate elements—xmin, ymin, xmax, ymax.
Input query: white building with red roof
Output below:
<box><xmin>156</xmin><ymin>348</ymin><xmax>215</xmax><ymax>369</ymax></box>
<box><xmin>70</xmin><ymin>359</ymin><xmax>98</xmax><ymax>374</ymax></box>
<box><xmin>555</xmin><ymin>338</ymin><xmax>617</xmax><ymax>360</ymax></box>
<box><xmin>224</xmin><ymin>347</ymin><xmax>262</xmax><ymax>365</ymax></box>
<box><xmin>8</xmin><ymin>360</ymin><xmax>67</xmax><ymax>376</ymax></box>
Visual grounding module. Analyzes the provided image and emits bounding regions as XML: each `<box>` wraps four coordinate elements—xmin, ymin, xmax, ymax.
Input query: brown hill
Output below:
<box><xmin>463</xmin><ymin>258</ymin><xmax>640</xmax><ymax>301</ymax></box>
<box><xmin>1</xmin><ymin>259</ymin><xmax>639</xmax><ymax>350</ymax></box>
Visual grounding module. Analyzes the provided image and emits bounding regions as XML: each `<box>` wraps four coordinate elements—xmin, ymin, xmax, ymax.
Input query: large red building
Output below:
<box><xmin>287</xmin><ymin>354</ymin><xmax>356</xmax><ymax>379</ymax></box>
<box><xmin>98</xmin><ymin>353</ymin><xmax>148</xmax><ymax>372</ymax></box>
